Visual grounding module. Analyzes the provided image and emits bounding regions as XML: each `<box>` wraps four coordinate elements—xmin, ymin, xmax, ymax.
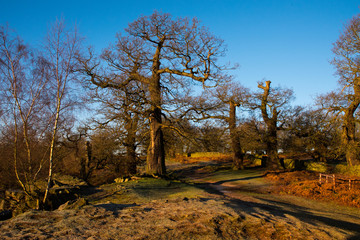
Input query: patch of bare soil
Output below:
<box><xmin>1</xmin><ymin>162</ymin><xmax>360</xmax><ymax>239</ymax></box>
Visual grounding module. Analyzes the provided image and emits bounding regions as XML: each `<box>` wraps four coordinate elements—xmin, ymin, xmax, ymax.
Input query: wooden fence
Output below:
<box><xmin>319</xmin><ymin>173</ymin><xmax>360</xmax><ymax>190</ymax></box>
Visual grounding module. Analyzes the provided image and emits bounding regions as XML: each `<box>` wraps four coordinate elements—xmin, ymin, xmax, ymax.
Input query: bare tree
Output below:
<box><xmin>329</xmin><ymin>14</ymin><xmax>360</xmax><ymax>166</ymax></box>
<box><xmin>0</xmin><ymin>20</ymin><xmax>83</xmax><ymax>208</ymax></box>
<box><xmin>89</xmin><ymin>81</ymin><xmax>147</xmax><ymax>176</ymax></box>
<box><xmin>80</xmin><ymin>11</ymin><xmax>231</xmax><ymax>175</ymax></box>
<box><xmin>283</xmin><ymin>107</ymin><xmax>342</xmax><ymax>161</ymax></box>
<box><xmin>190</xmin><ymin>81</ymin><xmax>249</xmax><ymax>168</ymax></box>
<box><xmin>41</xmin><ymin>18</ymin><xmax>83</xmax><ymax>206</ymax></box>
<box><xmin>255</xmin><ymin>80</ymin><xmax>294</xmax><ymax>170</ymax></box>
<box><xmin>212</xmin><ymin>82</ymin><xmax>249</xmax><ymax>169</ymax></box>
<box><xmin>238</xmin><ymin>118</ymin><xmax>266</xmax><ymax>155</ymax></box>
<box><xmin>0</xmin><ymin>25</ymin><xmax>50</xmax><ymax>200</ymax></box>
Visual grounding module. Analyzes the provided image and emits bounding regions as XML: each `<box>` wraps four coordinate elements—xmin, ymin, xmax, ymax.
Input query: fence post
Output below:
<box><xmin>349</xmin><ymin>179</ymin><xmax>351</xmax><ymax>190</ymax></box>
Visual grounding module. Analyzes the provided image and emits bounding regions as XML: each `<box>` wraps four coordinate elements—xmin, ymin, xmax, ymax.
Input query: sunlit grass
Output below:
<box><xmin>190</xmin><ymin>152</ymin><xmax>227</xmax><ymax>158</ymax></box>
<box><xmin>91</xmin><ymin>177</ymin><xmax>207</xmax><ymax>205</ymax></box>
<box><xmin>199</xmin><ymin>168</ymin><xmax>265</xmax><ymax>184</ymax></box>
<box><xmin>170</xmin><ymin>152</ymin><xmax>232</xmax><ymax>164</ymax></box>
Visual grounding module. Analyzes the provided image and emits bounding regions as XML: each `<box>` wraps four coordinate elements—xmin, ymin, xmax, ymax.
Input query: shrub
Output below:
<box><xmin>305</xmin><ymin>162</ymin><xmax>327</xmax><ymax>173</ymax></box>
<box><xmin>283</xmin><ymin>159</ymin><xmax>295</xmax><ymax>170</ymax></box>
<box><xmin>253</xmin><ymin>158</ymin><xmax>262</xmax><ymax>166</ymax></box>
<box><xmin>334</xmin><ymin>163</ymin><xmax>360</xmax><ymax>177</ymax></box>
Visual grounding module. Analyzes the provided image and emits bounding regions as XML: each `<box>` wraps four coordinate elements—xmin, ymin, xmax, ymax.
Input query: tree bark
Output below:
<box><xmin>342</xmin><ymin>84</ymin><xmax>360</xmax><ymax>166</ymax></box>
<box><xmin>229</xmin><ymin>101</ymin><xmax>244</xmax><ymax>169</ymax></box>
<box><xmin>147</xmin><ymin>90</ymin><xmax>166</xmax><ymax>175</ymax></box>
<box><xmin>42</xmin><ymin>94</ymin><xmax>61</xmax><ymax>207</ymax></box>
<box><xmin>259</xmin><ymin>81</ymin><xmax>281</xmax><ymax>170</ymax></box>
<box><xmin>125</xmin><ymin>114</ymin><xmax>138</xmax><ymax>175</ymax></box>
<box><xmin>146</xmin><ymin>40</ymin><xmax>166</xmax><ymax>175</ymax></box>
<box><xmin>265</xmin><ymin>114</ymin><xmax>280</xmax><ymax>170</ymax></box>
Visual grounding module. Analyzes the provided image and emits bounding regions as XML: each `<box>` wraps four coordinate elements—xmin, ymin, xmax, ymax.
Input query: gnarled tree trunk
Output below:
<box><xmin>258</xmin><ymin>81</ymin><xmax>281</xmax><ymax>170</ymax></box>
<box><xmin>124</xmin><ymin>114</ymin><xmax>138</xmax><ymax>175</ymax></box>
<box><xmin>146</xmin><ymin>40</ymin><xmax>166</xmax><ymax>175</ymax></box>
<box><xmin>342</xmin><ymin>84</ymin><xmax>360</xmax><ymax>166</ymax></box>
<box><xmin>264</xmin><ymin>113</ymin><xmax>280</xmax><ymax>170</ymax></box>
<box><xmin>229</xmin><ymin>101</ymin><xmax>244</xmax><ymax>169</ymax></box>
<box><xmin>147</xmin><ymin>104</ymin><xmax>166</xmax><ymax>175</ymax></box>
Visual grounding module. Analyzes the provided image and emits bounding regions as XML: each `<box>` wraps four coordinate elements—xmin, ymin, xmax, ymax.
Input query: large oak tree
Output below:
<box><xmin>212</xmin><ymin>82</ymin><xmax>249</xmax><ymax>169</ymax></box>
<box><xmin>80</xmin><ymin>12</ymin><xmax>230</xmax><ymax>175</ymax></box>
<box><xmin>255</xmin><ymin>80</ymin><xmax>294</xmax><ymax>170</ymax></box>
<box><xmin>330</xmin><ymin>14</ymin><xmax>360</xmax><ymax>166</ymax></box>
<box><xmin>191</xmin><ymin>81</ymin><xmax>249</xmax><ymax>169</ymax></box>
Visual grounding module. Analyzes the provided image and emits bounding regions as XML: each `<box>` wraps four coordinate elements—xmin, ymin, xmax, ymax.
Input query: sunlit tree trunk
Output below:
<box><xmin>42</xmin><ymin>18</ymin><xmax>81</xmax><ymax>207</ymax></box>
<box><xmin>80</xmin><ymin>12</ymin><xmax>230</xmax><ymax>176</ymax></box>
<box><xmin>146</xmin><ymin>40</ymin><xmax>166</xmax><ymax>175</ymax></box>
<box><xmin>258</xmin><ymin>81</ymin><xmax>281</xmax><ymax>170</ymax></box>
<box><xmin>229</xmin><ymin>101</ymin><xmax>244</xmax><ymax>169</ymax></box>
<box><xmin>43</xmin><ymin>68</ymin><xmax>66</xmax><ymax>207</ymax></box>
<box><xmin>342</xmin><ymin>84</ymin><xmax>360</xmax><ymax>166</ymax></box>
<box><xmin>147</xmin><ymin>101</ymin><xmax>166</xmax><ymax>176</ymax></box>
<box><xmin>331</xmin><ymin>15</ymin><xmax>360</xmax><ymax>166</ymax></box>
<box><xmin>1</xmin><ymin>28</ymin><xmax>47</xmax><ymax>199</ymax></box>
<box><xmin>147</xmin><ymin>77</ymin><xmax>166</xmax><ymax>175</ymax></box>
<box><xmin>265</xmin><ymin>109</ymin><xmax>280</xmax><ymax>170</ymax></box>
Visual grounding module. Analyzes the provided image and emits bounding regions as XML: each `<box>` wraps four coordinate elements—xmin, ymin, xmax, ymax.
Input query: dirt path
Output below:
<box><xmin>172</xmin><ymin>162</ymin><xmax>360</xmax><ymax>239</ymax></box>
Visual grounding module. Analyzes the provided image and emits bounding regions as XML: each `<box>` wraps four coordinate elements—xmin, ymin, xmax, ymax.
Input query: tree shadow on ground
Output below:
<box><xmin>170</xmin><ymin>161</ymin><xmax>232</xmax><ymax>179</ymax></box>
<box><xmin>94</xmin><ymin>203</ymin><xmax>138</xmax><ymax>214</ymax></box>
<box><xmin>77</xmin><ymin>186</ymin><xmax>104</xmax><ymax>196</ymax></box>
<box><xmin>196</xmin><ymin>180</ymin><xmax>360</xmax><ymax>236</ymax></box>
<box><xmin>212</xmin><ymin>175</ymin><xmax>264</xmax><ymax>185</ymax></box>
<box><xmin>347</xmin><ymin>234</ymin><xmax>360</xmax><ymax>239</ymax></box>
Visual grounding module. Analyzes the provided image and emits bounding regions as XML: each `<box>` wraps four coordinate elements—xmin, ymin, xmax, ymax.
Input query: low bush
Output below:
<box><xmin>305</xmin><ymin>162</ymin><xmax>328</xmax><ymax>173</ymax></box>
<box><xmin>334</xmin><ymin>163</ymin><xmax>360</xmax><ymax>177</ymax></box>
<box><xmin>253</xmin><ymin>158</ymin><xmax>262</xmax><ymax>167</ymax></box>
<box><xmin>283</xmin><ymin>159</ymin><xmax>295</xmax><ymax>170</ymax></box>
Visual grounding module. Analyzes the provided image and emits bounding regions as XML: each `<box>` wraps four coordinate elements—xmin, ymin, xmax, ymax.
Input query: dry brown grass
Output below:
<box><xmin>266</xmin><ymin>171</ymin><xmax>360</xmax><ymax>208</ymax></box>
<box><xmin>0</xmin><ymin>197</ymin><xmax>349</xmax><ymax>240</ymax></box>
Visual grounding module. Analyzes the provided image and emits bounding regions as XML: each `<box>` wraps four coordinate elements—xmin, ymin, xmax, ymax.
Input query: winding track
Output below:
<box><xmin>172</xmin><ymin>161</ymin><xmax>360</xmax><ymax>239</ymax></box>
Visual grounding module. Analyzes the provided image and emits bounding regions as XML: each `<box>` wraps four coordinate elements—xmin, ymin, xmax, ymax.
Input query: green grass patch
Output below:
<box><xmin>199</xmin><ymin>169</ymin><xmax>265</xmax><ymax>184</ymax></box>
<box><xmin>90</xmin><ymin>177</ymin><xmax>207</xmax><ymax>205</ymax></box>
<box><xmin>190</xmin><ymin>152</ymin><xmax>227</xmax><ymax>158</ymax></box>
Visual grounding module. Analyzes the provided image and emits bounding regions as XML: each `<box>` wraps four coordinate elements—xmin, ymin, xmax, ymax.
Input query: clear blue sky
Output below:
<box><xmin>1</xmin><ymin>0</ymin><xmax>359</xmax><ymax>106</ymax></box>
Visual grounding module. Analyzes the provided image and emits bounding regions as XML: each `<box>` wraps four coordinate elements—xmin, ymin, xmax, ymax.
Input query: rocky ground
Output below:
<box><xmin>1</xmin><ymin>161</ymin><xmax>360</xmax><ymax>239</ymax></box>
